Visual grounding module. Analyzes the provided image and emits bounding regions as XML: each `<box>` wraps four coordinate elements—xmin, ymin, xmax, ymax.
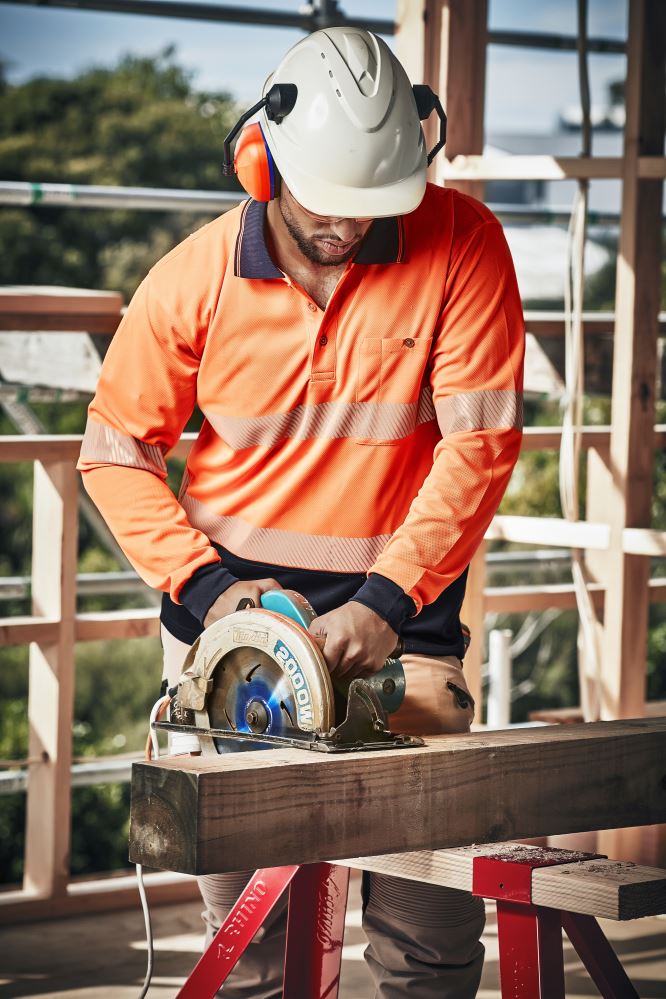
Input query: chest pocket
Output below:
<box><xmin>356</xmin><ymin>336</ymin><xmax>433</xmax><ymax>445</ymax></box>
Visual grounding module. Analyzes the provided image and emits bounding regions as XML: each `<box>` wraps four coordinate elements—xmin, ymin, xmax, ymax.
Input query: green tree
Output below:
<box><xmin>0</xmin><ymin>47</ymin><xmax>241</xmax><ymax>300</ymax></box>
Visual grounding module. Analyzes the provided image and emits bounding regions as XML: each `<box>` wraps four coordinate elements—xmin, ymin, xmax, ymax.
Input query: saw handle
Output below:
<box><xmin>238</xmin><ymin>593</ymin><xmax>404</xmax><ymax>660</ymax></box>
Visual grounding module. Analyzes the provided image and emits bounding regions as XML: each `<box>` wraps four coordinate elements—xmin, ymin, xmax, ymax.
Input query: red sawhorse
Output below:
<box><xmin>176</xmin><ymin>848</ymin><xmax>640</xmax><ymax>998</ymax></box>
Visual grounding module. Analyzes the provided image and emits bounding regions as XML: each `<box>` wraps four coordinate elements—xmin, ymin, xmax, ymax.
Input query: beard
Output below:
<box><xmin>279</xmin><ymin>196</ymin><xmax>360</xmax><ymax>266</ymax></box>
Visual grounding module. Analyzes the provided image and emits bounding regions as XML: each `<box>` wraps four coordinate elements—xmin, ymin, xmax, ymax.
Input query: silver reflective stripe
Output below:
<box><xmin>435</xmin><ymin>390</ymin><xmax>523</xmax><ymax>436</ymax></box>
<box><xmin>79</xmin><ymin>418</ymin><xmax>167</xmax><ymax>476</ymax></box>
<box><xmin>203</xmin><ymin>389</ymin><xmax>436</xmax><ymax>451</ymax></box>
<box><xmin>181</xmin><ymin>494</ymin><xmax>391</xmax><ymax>573</ymax></box>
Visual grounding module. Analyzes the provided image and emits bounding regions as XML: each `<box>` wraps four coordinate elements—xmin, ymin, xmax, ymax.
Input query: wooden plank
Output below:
<box><xmin>0</xmin><ymin>286</ymin><xmax>123</xmax><ymax>314</ymax></box>
<box><xmin>485</xmin><ymin>515</ymin><xmax>609</xmax><ymax>549</ymax></box>
<box><xmin>622</xmin><ymin>528</ymin><xmax>666</xmax><ymax>556</ymax></box>
<box><xmin>0</xmin><ymin>871</ymin><xmax>198</xmax><ymax>926</ymax></box>
<box><xmin>521</xmin><ymin>426</ymin><xmax>607</xmax><ymax>452</ymax></box>
<box><xmin>0</xmin><ymin>616</ymin><xmax>60</xmax><ymax>646</ymax></box>
<box><xmin>128</xmin><ymin>718</ymin><xmax>666</xmax><ymax>875</ymax></box>
<box><xmin>0</xmin><ymin>286</ymin><xmax>123</xmax><ymax>334</ymax></box>
<box><xmin>0</xmin><ymin>435</ymin><xmax>83</xmax><ymax>463</ymax></box>
<box><xmin>523</xmin><ymin>311</ymin><xmax>666</xmax><ymax>338</ymax></box>
<box><xmin>484</xmin><ymin>582</ymin><xmax>604</xmax><ymax>614</ymax></box>
<box><xmin>339</xmin><ymin>843</ymin><xmax>666</xmax><ymax>920</ymax></box>
<box><xmin>0</xmin><ymin>312</ymin><xmax>121</xmax><ymax>334</ymax></box>
<box><xmin>484</xmin><ymin>577</ymin><xmax>666</xmax><ymax>614</ymax></box>
<box><xmin>75</xmin><ymin>609</ymin><xmax>160</xmax><ymax>642</ymax></box>
<box><xmin>23</xmin><ymin>460</ymin><xmax>78</xmax><ymax>899</ymax></box>
<box><xmin>439</xmin><ymin>154</ymin><xmax>666</xmax><ymax>181</ymax></box>
<box><xmin>529</xmin><ymin>701</ymin><xmax>666</xmax><ymax>725</ymax></box>
<box><xmin>0</xmin><ymin>432</ymin><xmax>196</xmax><ymax>463</ymax></box>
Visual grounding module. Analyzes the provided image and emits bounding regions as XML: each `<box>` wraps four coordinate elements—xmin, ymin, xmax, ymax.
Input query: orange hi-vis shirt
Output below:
<box><xmin>78</xmin><ymin>183</ymin><xmax>524</xmax><ymax>654</ymax></box>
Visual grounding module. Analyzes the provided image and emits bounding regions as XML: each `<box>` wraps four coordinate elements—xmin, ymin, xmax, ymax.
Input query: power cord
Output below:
<box><xmin>136</xmin><ymin>690</ymin><xmax>168</xmax><ymax>996</ymax></box>
<box><xmin>136</xmin><ymin>863</ymin><xmax>154</xmax><ymax>999</ymax></box>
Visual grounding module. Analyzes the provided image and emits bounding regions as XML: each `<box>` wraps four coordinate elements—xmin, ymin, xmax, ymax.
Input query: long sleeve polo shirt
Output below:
<box><xmin>78</xmin><ymin>183</ymin><xmax>525</xmax><ymax>656</ymax></box>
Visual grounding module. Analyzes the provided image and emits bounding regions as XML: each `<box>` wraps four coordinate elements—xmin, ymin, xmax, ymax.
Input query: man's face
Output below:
<box><xmin>278</xmin><ymin>186</ymin><xmax>374</xmax><ymax>267</ymax></box>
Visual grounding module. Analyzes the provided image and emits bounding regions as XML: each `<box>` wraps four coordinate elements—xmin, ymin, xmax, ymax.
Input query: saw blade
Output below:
<box><xmin>184</xmin><ymin>609</ymin><xmax>335</xmax><ymax>756</ymax></box>
<box><xmin>208</xmin><ymin>647</ymin><xmax>299</xmax><ymax>753</ymax></box>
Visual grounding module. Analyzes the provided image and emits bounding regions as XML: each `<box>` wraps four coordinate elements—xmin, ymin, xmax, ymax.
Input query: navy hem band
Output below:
<box><xmin>350</xmin><ymin>573</ymin><xmax>416</xmax><ymax>634</ymax></box>
<box><xmin>178</xmin><ymin>561</ymin><xmax>239</xmax><ymax>624</ymax></box>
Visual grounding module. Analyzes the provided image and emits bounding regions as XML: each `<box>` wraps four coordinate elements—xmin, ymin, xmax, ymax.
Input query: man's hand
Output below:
<box><xmin>308</xmin><ymin>602</ymin><xmax>398</xmax><ymax>679</ymax></box>
<box><xmin>204</xmin><ymin>578</ymin><xmax>284</xmax><ymax>628</ymax></box>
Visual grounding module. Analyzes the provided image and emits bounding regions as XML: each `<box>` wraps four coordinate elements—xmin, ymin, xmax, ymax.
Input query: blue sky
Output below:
<box><xmin>0</xmin><ymin>0</ymin><xmax>628</xmax><ymax>133</ymax></box>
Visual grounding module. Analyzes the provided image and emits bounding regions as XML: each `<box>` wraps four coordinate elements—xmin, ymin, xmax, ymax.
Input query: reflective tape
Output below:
<box><xmin>435</xmin><ymin>390</ymin><xmax>523</xmax><ymax>437</ymax></box>
<box><xmin>203</xmin><ymin>389</ymin><xmax>436</xmax><ymax>451</ymax></box>
<box><xmin>79</xmin><ymin>418</ymin><xmax>167</xmax><ymax>476</ymax></box>
<box><xmin>181</xmin><ymin>493</ymin><xmax>391</xmax><ymax>573</ymax></box>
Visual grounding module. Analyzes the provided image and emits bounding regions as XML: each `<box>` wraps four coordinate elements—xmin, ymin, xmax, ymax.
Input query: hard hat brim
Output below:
<box><xmin>283</xmin><ymin>160</ymin><xmax>427</xmax><ymax>220</ymax></box>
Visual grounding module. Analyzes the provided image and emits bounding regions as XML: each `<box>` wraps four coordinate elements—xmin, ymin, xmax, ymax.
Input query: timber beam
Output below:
<box><xmin>129</xmin><ymin>718</ymin><xmax>666</xmax><ymax>876</ymax></box>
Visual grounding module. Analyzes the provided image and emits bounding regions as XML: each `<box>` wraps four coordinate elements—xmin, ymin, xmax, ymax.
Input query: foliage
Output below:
<box><xmin>0</xmin><ymin>47</ymin><xmax>241</xmax><ymax>301</ymax></box>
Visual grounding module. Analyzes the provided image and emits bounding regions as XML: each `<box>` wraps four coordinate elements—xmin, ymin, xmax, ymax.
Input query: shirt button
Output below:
<box><xmin>403</xmin><ymin>337</ymin><xmax>415</xmax><ymax>348</ymax></box>
<box><xmin>319</xmin><ymin>334</ymin><xmax>328</xmax><ymax>347</ymax></box>
<box><xmin>307</xmin><ymin>302</ymin><xmax>317</xmax><ymax>312</ymax></box>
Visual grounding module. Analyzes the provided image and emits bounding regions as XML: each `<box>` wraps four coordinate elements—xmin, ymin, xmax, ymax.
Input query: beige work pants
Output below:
<box><xmin>162</xmin><ymin>625</ymin><xmax>485</xmax><ymax>999</ymax></box>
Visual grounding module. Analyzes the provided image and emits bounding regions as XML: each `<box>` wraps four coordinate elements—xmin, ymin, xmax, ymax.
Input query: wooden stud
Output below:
<box><xmin>129</xmin><ymin>718</ymin><xmax>666</xmax><ymax>875</ymax></box>
<box><xmin>485</xmin><ymin>515</ymin><xmax>609</xmax><ymax>550</ymax></box>
<box><xmin>23</xmin><ymin>460</ymin><xmax>78</xmax><ymax>898</ymax></box>
<box><xmin>396</xmin><ymin>1</ymin><xmax>488</xmax><ymax>197</ymax></box>
<box><xmin>75</xmin><ymin>609</ymin><xmax>159</xmax><ymax>642</ymax></box>
<box><xmin>436</xmin><ymin>0</ymin><xmax>488</xmax><ymax>198</ymax></box>
<box><xmin>438</xmin><ymin>154</ymin><xmax>666</xmax><ymax>181</ymax></box>
<box><xmin>601</xmin><ymin>0</ymin><xmax>666</xmax><ymax>725</ymax></box>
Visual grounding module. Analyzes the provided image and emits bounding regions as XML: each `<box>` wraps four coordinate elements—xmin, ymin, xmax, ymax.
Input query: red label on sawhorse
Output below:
<box><xmin>177</xmin><ymin>866</ymin><xmax>299</xmax><ymax>999</ymax></box>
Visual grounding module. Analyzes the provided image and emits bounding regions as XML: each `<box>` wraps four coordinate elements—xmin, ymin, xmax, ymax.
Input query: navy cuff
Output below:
<box><xmin>178</xmin><ymin>561</ymin><xmax>239</xmax><ymax>625</ymax></box>
<box><xmin>350</xmin><ymin>573</ymin><xmax>416</xmax><ymax>634</ymax></box>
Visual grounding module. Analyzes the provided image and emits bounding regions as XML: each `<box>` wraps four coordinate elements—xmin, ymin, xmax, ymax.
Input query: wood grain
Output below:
<box><xmin>339</xmin><ymin>843</ymin><xmax>666</xmax><ymax>920</ymax></box>
<box><xmin>129</xmin><ymin>718</ymin><xmax>666</xmax><ymax>875</ymax></box>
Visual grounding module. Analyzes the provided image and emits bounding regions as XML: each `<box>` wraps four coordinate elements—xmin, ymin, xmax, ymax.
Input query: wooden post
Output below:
<box><xmin>436</xmin><ymin>0</ymin><xmax>488</xmax><ymax>198</ymax></box>
<box><xmin>600</xmin><ymin>0</ymin><xmax>665</xmax><ymax>723</ymax></box>
<box><xmin>460</xmin><ymin>541</ymin><xmax>486</xmax><ymax>721</ymax></box>
<box><xmin>595</xmin><ymin>0</ymin><xmax>666</xmax><ymax>865</ymax></box>
<box><xmin>396</xmin><ymin>0</ymin><xmax>488</xmax><ymax>197</ymax></box>
<box><xmin>23</xmin><ymin>460</ymin><xmax>78</xmax><ymax>898</ymax></box>
<box><xmin>578</xmin><ymin>447</ymin><xmax>610</xmax><ymax>720</ymax></box>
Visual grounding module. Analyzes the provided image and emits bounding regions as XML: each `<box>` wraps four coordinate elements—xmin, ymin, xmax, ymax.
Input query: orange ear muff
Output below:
<box><xmin>234</xmin><ymin>122</ymin><xmax>277</xmax><ymax>202</ymax></box>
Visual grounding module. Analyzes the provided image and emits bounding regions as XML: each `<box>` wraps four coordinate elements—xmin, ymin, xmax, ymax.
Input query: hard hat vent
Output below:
<box><xmin>342</xmin><ymin>31</ymin><xmax>378</xmax><ymax>97</ymax></box>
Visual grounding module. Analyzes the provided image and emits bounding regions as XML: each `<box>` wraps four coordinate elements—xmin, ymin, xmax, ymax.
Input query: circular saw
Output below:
<box><xmin>161</xmin><ymin>590</ymin><xmax>423</xmax><ymax>755</ymax></box>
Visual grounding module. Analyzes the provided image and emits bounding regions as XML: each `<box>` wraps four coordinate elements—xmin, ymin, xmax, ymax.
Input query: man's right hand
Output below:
<box><xmin>203</xmin><ymin>578</ymin><xmax>284</xmax><ymax>628</ymax></box>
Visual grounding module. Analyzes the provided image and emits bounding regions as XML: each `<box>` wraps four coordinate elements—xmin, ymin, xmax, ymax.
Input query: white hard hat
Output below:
<box><xmin>260</xmin><ymin>27</ymin><xmax>427</xmax><ymax>218</ymax></box>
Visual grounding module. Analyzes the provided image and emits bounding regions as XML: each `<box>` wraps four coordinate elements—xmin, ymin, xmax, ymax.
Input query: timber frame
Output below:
<box><xmin>0</xmin><ymin>0</ymin><xmax>665</xmax><ymax>921</ymax></box>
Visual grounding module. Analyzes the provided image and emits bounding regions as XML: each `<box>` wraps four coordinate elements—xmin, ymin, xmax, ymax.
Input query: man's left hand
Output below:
<box><xmin>308</xmin><ymin>602</ymin><xmax>398</xmax><ymax>679</ymax></box>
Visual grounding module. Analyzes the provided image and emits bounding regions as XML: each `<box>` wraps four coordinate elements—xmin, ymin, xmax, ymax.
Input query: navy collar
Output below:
<box><xmin>234</xmin><ymin>200</ymin><xmax>405</xmax><ymax>279</ymax></box>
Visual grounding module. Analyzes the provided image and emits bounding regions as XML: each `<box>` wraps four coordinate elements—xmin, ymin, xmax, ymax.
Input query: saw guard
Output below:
<box><xmin>177</xmin><ymin>609</ymin><xmax>335</xmax><ymax>756</ymax></box>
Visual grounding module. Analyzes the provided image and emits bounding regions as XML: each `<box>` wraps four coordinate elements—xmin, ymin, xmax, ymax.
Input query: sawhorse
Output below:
<box><xmin>176</xmin><ymin>846</ymin><xmax>653</xmax><ymax>998</ymax></box>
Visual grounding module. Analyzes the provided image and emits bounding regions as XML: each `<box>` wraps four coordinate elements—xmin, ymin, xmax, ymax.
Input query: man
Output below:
<box><xmin>78</xmin><ymin>26</ymin><xmax>524</xmax><ymax>999</ymax></box>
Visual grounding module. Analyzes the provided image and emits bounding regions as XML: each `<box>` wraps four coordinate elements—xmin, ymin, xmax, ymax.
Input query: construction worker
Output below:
<box><xmin>78</xmin><ymin>26</ymin><xmax>524</xmax><ymax>999</ymax></box>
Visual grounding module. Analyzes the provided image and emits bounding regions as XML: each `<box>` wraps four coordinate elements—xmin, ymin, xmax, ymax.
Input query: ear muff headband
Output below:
<box><xmin>222</xmin><ymin>81</ymin><xmax>446</xmax><ymax>201</ymax></box>
<box><xmin>235</xmin><ymin>122</ymin><xmax>276</xmax><ymax>202</ymax></box>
